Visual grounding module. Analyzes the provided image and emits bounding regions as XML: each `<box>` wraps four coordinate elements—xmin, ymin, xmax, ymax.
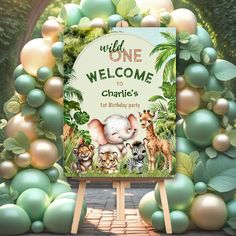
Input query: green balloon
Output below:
<box><xmin>184</xmin><ymin>109</ymin><xmax>220</xmax><ymax>146</ymax></box>
<box><xmin>177</xmin><ymin>137</ymin><xmax>197</xmax><ymax>154</ymax></box>
<box><xmin>139</xmin><ymin>191</ymin><xmax>160</xmax><ymax>224</ymax></box>
<box><xmin>196</xmin><ymin>26</ymin><xmax>213</xmax><ymax>48</ymax></box>
<box><xmin>205</xmin><ymin>76</ymin><xmax>225</xmax><ymax>92</ymax></box>
<box><xmin>10</xmin><ymin>168</ymin><xmax>51</xmax><ymax>197</ymax></box>
<box><xmin>17</xmin><ymin>188</ymin><xmax>50</xmax><ymax>221</ymax></box>
<box><xmin>108</xmin><ymin>14</ymin><xmax>123</xmax><ymax>27</ymax></box>
<box><xmin>0</xmin><ymin>204</ymin><xmax>31</xmax><ymax>235</ymax></box>
<box><xmin>184</xmin><ymin>63</ymin><xmax>209</xmax><ymax>88</ymax></box>
<box><xmin>51</xmin><ymin>180</ymin><xmax>72</xmax><ymax>200</ymax></box>
<box><xmin>54</xmin><ymin>137</ymin><xmax>64</xmax><ymax>159</ymax></box>
<box><xmin>44</xmin><ymin>199</ymin><xmax>85</xmax><ymax>233</ymax></box>
<box><xmin>31</xmin><ymin>221</ymin><xmax>45</xmax><ymax>233</ymax></box>
<box><xmin>15</xmin><ymin>74</ymin><xmax>36</xmax><ymax>95</ymax></box>
<box><xmin>151</xmin><ymin>211</ymin><xmax>165</xmax><ymax>231</ymax></box>
<box><xmin>227</xmin><ymin>200</ymin><xmax>236</xmax><ymax>219</ymax></box>
<box><xmin>202</xmin><ymin>47</ymin><xmax>217</xmax><ymax>65</ymax></box>
<box><xmin>226</xmin><ymin>100</ymin><xmax>236</xmax><ymax>125</ymax></box>
<box><xmin>129</xmin><ymin>14</ymin><xmax>143</xmax><ymax>27</ymax></box>
<box><xmin>52</xmin><ymin>42</ymin><xmax>63</xmax><ymax>58</ymax></box>
<box><xmin>155</xmin><ymin>174</ymin><xmax>195</xmax><ymax>211</ymax></box>
<box><xmin>176</xmin><ymin>119</ymin><xmax>185</xmax><ymax>137</ymax></box>
<box><xmin>13</xmin><ymin>64</ymin><xmax>26</xmax><ymax>79</ymax></box>
<box><xmin>60</xmin><ymin>3</ymin><xmax>82</xmax><ymax>27</ymax></box>
<box><xmin>170</xmin><ymin>211</ymin><xmax>190</xmax><ymax>234</ymax></box>
<box><xmin>195</xmin><ymin>182</ymin><xmax>208</xmax><ymax>194</ymax></box>
<box><xmin>0</xmin><ymin>182</ymin><xmax>10</xmax><ymax>195</ymax></box>
<box><xmin>80</xmin><ymin>0</ymin><xmax>116</xmax><ymax>20</ymax></box>
<box><xmin>27</xmin><ymin>89</ymin><xmax>46</xmax><ymax>108</ymax></box>
<box><xmin>37</xmin><ymin>67</ymin><xmax>53</xmax><ymax>81</ymax></box>
<box><xmin>54</xmin><ymin>163</ymin><xmax>67</xmax><ymax>182</ymax></box>
<box><xmin>44</xmin><ymin>167</ymin><xmax>59</xmax><ymax>182</ymax></box>
<box><xmin>39</xmin><ymin>101</ymin><xmax>63</xmax><ymax>137</ymax></box>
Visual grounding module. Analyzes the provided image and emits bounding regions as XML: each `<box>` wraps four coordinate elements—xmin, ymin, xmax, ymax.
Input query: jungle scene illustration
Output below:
<box><xmin>64</xmin><ymin>27</ymin><xmax>176</xmax><ymax>178</ymax></box>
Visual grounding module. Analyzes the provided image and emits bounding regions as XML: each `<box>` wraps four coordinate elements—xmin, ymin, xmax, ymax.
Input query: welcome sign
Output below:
<box><xmin>64</xmin><ymin>28</ymin><xmax>176</xmax><ymax>179</ymax></box>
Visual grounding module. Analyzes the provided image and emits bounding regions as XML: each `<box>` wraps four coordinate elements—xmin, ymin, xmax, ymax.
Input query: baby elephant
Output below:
<box><xmin>126</xmin><ymin>141</ymin><xmax>147</xmax><ymax>174</ymax></box>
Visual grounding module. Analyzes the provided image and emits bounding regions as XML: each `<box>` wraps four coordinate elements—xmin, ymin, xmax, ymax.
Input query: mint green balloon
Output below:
<box><xmin>54</xmin><ymin>163</ymin><xmax>67</xmax><ymax>182</ymax></box>
<box><xmin>0</xmin><ymin>182</ymin><xmax>10</xmax><ymax>195</ymax></box>
<box><xmin>176</xmin><ymin>119</ymin><xmax>185</xmax><ymax>137</ymax></box>
<box><xmin>0</xmin><ymin>204</ymin><xmax>31</xmax><ymax>235</ymax></box>
<box><xmin>195</xmin><ymin>182</ymin><xmax>207</xmax><ymax>194</ymax></box>
<box><xmin>196</xmin><ymin>26</ymin><xmax>213</xmax><ymax>48</ymax></box>
<box><xmin>139</xmin><ymin>191</ymin><xmax>160</xmax><ymax>224</ymax></box>
<box><xmin>17</xmin><ymin>188</ymin><xmax>50</xmax><ymax>221</ymax></box>
<box><xmin>37</xmin><ymin>67</ymin><xmax>53</xmax><ymax>81</ymax></box>
<box><xmin>27</xmin><ymin>89</ymin><xmax>46</xmax><ymax>108</ymax></box>
<box><xmin>39</xmin><ymin>101</ymin><xmax>63</xmax><ymax>137</ymax></box>
<box><xmin>151</xmin><ymin>211</ymin><xmax>165</xmax><ymax>231</ymax></box>
<box><xmin>80</xmin><ymin>0</ymin><xmax>116</xmax><ymax>20</ymax></box>
<box><xmin>60</xmin><ymin>3</ymin><xmax>82</xmax><ymax>27</ymax></box>
<box><xmin>202</xmin><ymin>47</ymin><xmax>217</xmax><ymax>65</ymax></box>
<box><xmin>155</xmin><ymin>174</ymin><xmax>195</xmax><ymax>211</ymax></box>
<box><xmin>177</xmin><ymin>137</ymin><xmax>197</xmax><ymax>154</ymax></box>
<box><xmin>226</xmin><ymin>100</ymin><xmax>236</xmax><ymax>124</ymax></box>
<box><xmin>184</xmin><ymin>109</ymin><xmax>220</xmax><ymax>146</ymax></box>
<box><xmin>51</xmin><ymin>180</ymin><xmax>72</xmax><ymax>200</ymax></box>
<box><xmin>227</xmin><ymin>200</ymin><xmax>236</xmax><ymax>219</ymax></box>
<box><xmin>170</xmin><ymin>211</ymin><xmax>190</xmax><ymax>234</ymax></box>
<box><xmin>15</xmin><ymin>74</ymin><xmax>36</xmax><ymax>95</ymax></box>
<box><xmin>205</xmin><ymin>76</ymin><xmax>224</xmax><ymax>92</ymax></box>
<box><xmin>51</xmin><ymin>42</ymin><xmax>63</xmax><ymax>58</ymax></box>
<box><xmin>44</xmin><ymin>199</ymin><xmax>85</xmax><ymax>233</ymax></box>
<box><xmin>31</xmin><ymin>221</ymin><xmax>45</xmax><ymax>233</ymax></box>
<box><xmin>129</xmin><ymin>14</ymin><xmax>143</xmax><ymax>27</ymax></box>
<box><xmin>44</xmin><ymin>167</ymin><xmax>59</xmax><ymax>183</ymax></box>
<box><xmin>13</xmin><ymin>64</ymin><xmax>26</xmax><ymax>79</ymax></box>
<box><xmin>10</xmin><ymin>168</ymin><xmax>51</xmax><ymax>197</ymax></box>
<box><xmin>184</xmin><ymin>63</ymin><xmax>209</xmax><ymax>88</ymax></box>
<box><xmin>108</xmin><ymin>14</ymin><xmax>123</xmax><ymax>27</ymax></box>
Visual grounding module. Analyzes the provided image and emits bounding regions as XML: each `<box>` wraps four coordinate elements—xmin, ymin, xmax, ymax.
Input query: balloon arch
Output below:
<box><xmin>1</xmin><ymin>0</ymin><xmax>236</xmax><ymax>235</ymax></box>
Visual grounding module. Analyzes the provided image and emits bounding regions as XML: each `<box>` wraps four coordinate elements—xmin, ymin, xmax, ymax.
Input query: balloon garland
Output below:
<box><xmin>0</xmin><ymin>0</ymin><xmax>236</xmax><ymax>235</ymax></box>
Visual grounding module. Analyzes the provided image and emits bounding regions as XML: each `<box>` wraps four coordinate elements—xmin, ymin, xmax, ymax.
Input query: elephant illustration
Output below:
<box><xmin>88</xmin><ymin>114</ymin><xmax>138</xmax><ymax>158</ymax></box>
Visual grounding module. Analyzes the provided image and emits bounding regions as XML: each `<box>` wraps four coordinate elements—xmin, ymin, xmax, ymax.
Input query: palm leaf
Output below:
<box><xmin>163</xmin><ymin>57</ymin><xmax>176</xmax><ymax>82</ymax></box>
<box><xmin>64</xmin><ymin>85</ymin><xmax>83</xmax><ymax>102</ymax></box>
<box><xmin>161</xmin><ymin>32</ymin><xmax>176</xmax><ymax>44</ymax></box>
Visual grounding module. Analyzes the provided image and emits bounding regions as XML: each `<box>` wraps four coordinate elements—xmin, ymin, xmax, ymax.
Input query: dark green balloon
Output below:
<box><xmin>51</xmin><ymin>42</ymin><xmax>63</xmax><ymax>58</ymax></box>
<box><xmin>10</xmin><ymin>168</ymin><xmax>51</xmax><ymax>197</ymax></box>
<box><xmin>195</xmin><ymin>182</ymin><xmax>207</xmax><ymax>194</ymax></box>
<box><xmin>184</xmin><ymin>63</ymin><xmax>209</xmax><ymax>88</ymax></box>
<box><xmin>17</xmin><ymin>188</ymin><xmax>50</xmax><ymax>221</ymax></box>
<box><xmin>44</xmin><ymin>167</ymin><xmax>59</xmax><ymax>183</ymax></box>
<box><xmin>27</xmin><ymin>89</ymin><xmax>46</xmax><ymax>108</ymax></box>
<box><xmin>0</xmin><ymin>204</ymin><xmax>31</xmax><ymax>235</ymax></box>
<box><xmin>155</xmin><ymin>174</ymin><xmax>195</xmax><ymax>211</ymax></box>
<box><xmin>31</xmin><ymin>221</ymin><xmax>45</xmax><ymax>233</ymax></box>
<box><xmin>13</xmin><ymin>64</ymin><xmax>26</xmax><ymax>80</ymax></box>
<box><xmin>205</xmin><ymin>76</ymin><xmax>225</xmax><ymax>92</ymax></box>
<box><xmin>51</xmin><ymin>180</ymin><xmax>72</xmax><ymax>200</ymax></box>
<box><xmin>129</xmin><ymin>14</ymin><xmax>143</xmax><ymax>27</ymax></box>
<box><xmin>37</xmin><ymin>67</ymin><xmax>53</xmax><ymax>81</ymax></box>
<box><xmin>226</xmin><ymin>100</ymin><xmax>236</xmax><ymax>124</ymax></box>
<box><xmin>202</xmin><ymin>47</ymin><xmax>217</xmax><ymax>65</ymax></box>
<box><xmin>170</xmin><ymin>211</ymin><xmax>190</xmax><ymax>234</ymax></box>
<box><xmin>108</xmin><ymin>14</ymin><xmax>123</xmax><ymax>27</ymax></box>
<box><xmin>15</xmin><ymin>74</ymin><xmax>36</xmax><ymax>95</ymax></box>
<box><xmin>151</xmin><ymin>211</ymin><xmax>165</xmax><ymax>231</ymax></box>
<box><xmin>39</xmin><ymin>101</ymin><xmax>63</xmax><ymax>137</ymax></box>
<box><xmin>176</xmin><ymin>119</ymin><xmax>185</xmax><ymax>137</ymax></box>
<box><xmin>183</xmin><ymin>109</ymin><xmax>220</xmax><ymax>146</ymax></box>
<box><xmin>196</xmin><ymin>26</ymin><xmax>213</xmax><ymax>48</ymax></box>
<box><xmin>177</xmin><ymin>137</ymin><xmax>197</xmax><ymax>154</ymax></box>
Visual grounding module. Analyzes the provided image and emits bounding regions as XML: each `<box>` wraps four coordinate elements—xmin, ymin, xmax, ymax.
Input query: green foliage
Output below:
<box><xmin>224</xmin><ymin>218</ymin><xmax>236</xmax><ymax>236</ymax></box>
<box><xmin>115</xmin><ymin>0</ymin><xmax>139</xmax><ymax>18</ymax></box>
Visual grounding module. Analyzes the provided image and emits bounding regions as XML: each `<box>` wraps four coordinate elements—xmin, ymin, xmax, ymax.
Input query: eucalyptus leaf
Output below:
<box><xmin>189</xmin><ymin>151</ymin><xmax>200</xmax><ymax>161</ymax></box>
<box><xmin>178</xmin><ymin>31</ymin><xmax>190</xmax><ymax>44</ymax></box>
<box><xmin>193</xmin><ymin>161</ymin><xmax>210</xmax><ymax>184</ymax></box>
<box><xmin>15</xmin><ymin>131</ymin><xmax>30</xmax><ymax>151</ymax></box>
<box><xmin>117</xmin><ymin>0</ymin><xmax>137</xmax><ymax>18</ymax></box>
<box><xmin>56</xmin><ymin>60</ymin><xmax>64</xmax><ymax>76</ymax></box>
<box><xmin>0</xmin><ymin>119</ymin><xmax>7</xmax><ymax>130</ymax></box>
<box><xmin>202</xmin><ymin>91</ymin><xmax>222</xmax><ymax>102</ymax></box>
<box><xmin>3</xmin><ymin>137</ymin><xmax>25</xmax><ymax>154</ymax></box>
<box><xmin>224</xmin><ymin>146</ymin><xmax>236</xmax><ymax>158</ymax></box>
<box><xmin>205</xmin><ymin>147</ymin><xmax>218</xmax><ymax>159</ymax></box>
<box><xmin>45</xmin><ymin>131</ymin><xmax>57</xmax><ymax>141</ymax></box>
<box><xmin>229</xmin><ymin>130</ymin><xmax>236</xmax><ymax>146</ymax></box>
<box><xmin>21</xmin><ymin>104</ymin><xmax>37</xmax><ymax>117</ymax></box>
<box><xmin>228</xmin><ymin>218</ymin><xmax>236</xmax><ymax>230</ymax></box>
<box><xmin>179</xmin><ymin>50</ymin><xmax>191</xmax><ymax>61</ymax></box>
<box><xmin>5</xmin><ymin>101</ymin><xmax>21</xmax><ymax>114</ymax></box>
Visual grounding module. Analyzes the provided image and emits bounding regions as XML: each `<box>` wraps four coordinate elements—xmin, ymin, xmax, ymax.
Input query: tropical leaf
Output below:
<box><xmin>148</xmin><ymin>95</ymin><xmax>166</xmax><ymax>102</ymax></box>
<box><xmin>178</xmin><ymin>31</ymin><xmax>190</xmax><ymax>44</ymax></box>
<box><xmin>176</xmin><ymin>152</ymin><xmax>195</xmax><ymax>178</ymax></box>
<box><xmin>116</xmin><ymin>0</ymin><xmax>137</xmax><ymax>18</ymax></box>
<box><xmin>64</xmin><ymin>85</ymin><xmax>83</xmax><ymax>102</ymax></box>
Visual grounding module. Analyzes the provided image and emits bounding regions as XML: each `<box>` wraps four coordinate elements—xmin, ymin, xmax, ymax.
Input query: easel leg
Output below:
<box><xmin>159</xmin><ymin>180</ymin><xmax>172</xmax><ymax>234</ymax></box>
<box><xmin>71</xmin><ymin>181</ymin><xmax>87</xmax><ymax>234</ymax></box>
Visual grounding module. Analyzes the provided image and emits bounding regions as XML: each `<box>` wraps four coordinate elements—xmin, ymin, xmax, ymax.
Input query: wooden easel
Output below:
<box><xmin>71</xmin><ymin>180</ymin><xmax>172</xmax><ymax>234</ymax></box>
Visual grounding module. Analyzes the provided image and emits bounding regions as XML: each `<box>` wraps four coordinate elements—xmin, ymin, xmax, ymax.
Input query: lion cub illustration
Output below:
<box><xmin>99</xmin><ymin>152</ymin><xmax>119</xmax><ymax>174</ymax></box>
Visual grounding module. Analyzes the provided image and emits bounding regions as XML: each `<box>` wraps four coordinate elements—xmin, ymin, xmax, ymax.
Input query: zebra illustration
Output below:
<box><xmin>126</xmin><ymin>141</ymin><xmax>147</xmax><ymax>174</ymax></box>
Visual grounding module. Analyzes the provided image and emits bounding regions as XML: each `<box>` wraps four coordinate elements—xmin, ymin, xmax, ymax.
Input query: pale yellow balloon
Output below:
<box><xmin>5</xmin><ymin>113</ymin><xmax>37</xmax><ymax>141</ymax></box>
<box><xmin>41</xmin><ymin>19</ymin><xmax>63</xmax><ymax>42</ymax></box>
<box><xmin>0</xmin><ymin>161</ymin><xmax>18</xmax><ymax>179</ymax></box>
<box><xmin>169</xmin><ymin>8</ymin><xmax>197</xmax><ymax>34</ymax></box>
<box><xmin>14</xmin><ymin>152</ymin><xmax>31</xmax><ymax>168</ymax></box>
<box><xmin>177</xmin><ymin>86</ymin><xmax>201</xmax><ymax>115</ymax></box>
<box><xmin>212</xmin><ymin>134</ymin><xmax>230</xmax><ymax>152</ymax></box>
<box><xmin>190</xmin><ymin>194</ymin><xmax>227</xmax><ymax>230</ymax></box>
<box><xmin>30</xmin><ymin>139</ymin><xmax>58</xmax><ymax>170</ymax></box>
<box><xmin>44</xmin><ymin>77</ymin><xmax>63</xmax><ymax>100</ymax></box>
<box><xmin>213</xmin><ymin>98</ymin><xmax>229</xmax><ymax>115</ymax></box>
<box><xmin>177</xmin><ymin>75</ymin><xmax>186</xmax><ymax>90</ymax></box>
<box><xmin>20</xmin><ymin>38</ymin><xmax>56</xmax><ymax>76</ymax></box>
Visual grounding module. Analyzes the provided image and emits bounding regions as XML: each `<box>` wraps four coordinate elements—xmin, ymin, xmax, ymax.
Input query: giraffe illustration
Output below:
<box><xmin>139</xmin><ymin>110</ymin><xmax>172</xmax><ymax>172</ymax></box>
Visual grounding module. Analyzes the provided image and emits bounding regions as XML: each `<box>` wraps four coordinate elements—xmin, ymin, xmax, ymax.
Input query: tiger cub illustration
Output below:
<box><xmin>99</xmin><ymin>152</ymin><xmax>119</xmax><ymax>174</ymax></box>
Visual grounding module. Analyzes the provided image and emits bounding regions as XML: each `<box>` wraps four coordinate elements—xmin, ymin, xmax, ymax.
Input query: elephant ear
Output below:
<box><xmin>127</xmin><ymin>114</ymin><xmax>138</xmax><ymax>130</ymax></box>
<box><xmin>87</xmin><ymin>119</ymin><xmax>107</xmax><ymax>145</ymax></box>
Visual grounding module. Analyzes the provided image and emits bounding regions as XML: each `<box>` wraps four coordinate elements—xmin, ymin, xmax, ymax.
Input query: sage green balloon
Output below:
<box><xmin>205</xmin><ymin>76</ymin><xmax>225</xmax><ymax>92</ymax></box>
<box><xmin>54</xmin><ymin>137</ymin><xmax>64</xmax><ymax>159</ymax></box>
<box><xmin>183</xmin><ymin>109</ymin><xmax>220</xmax><ymax>146</ymax></box>
<box><xmin>31</xmin><ymin>221</ymin><xmax>45</xmax><ymax>233</ymax></box>
<box><xmin>108</xmin><ymin>14</ymin><xmax>123</xmax><ymax>27</ymax></box>
<box><xmin>184</xmin><ymin>63</ymin><xmax>209</xmax><ymax>88</ymax></box>
<box><xmin>13</xmin><ymin>64</ymin><xmax>26</xmax><ymax>79</ymax></box>
<box><xmin>54</xmin><ymin>163</ymin><xmax>67</xmax><ymax>181</ymax></box>
<box><xmin>227</xmin><ymin>200</ymin><xmax>236</xmax><ymax>218</ymax></box>
<box><xmin>129</xmin><ymin>14</ymin><xmax>143</xmax><ymax>27</ymax></box>
<box><xmin>27</xmin><ymin>89</ymin><xmax>46</xmax><ymax>108</ymax></box>
<box><xmin>176</xmin><ymin>119</ymin><xmax>185</xmax><ymax>137</ymax></box>
<box><xmin>202</xmin><ymin>47</ymin><xmax>217</xmax><ymax>65</ymax></box>
<box><xmin>170</xmin><ymin>211</ymin><xmax>190</xmax><ymax>234</ymax></box>
<box><xmin>155</xmin><ymin>174</ymin><xmax>195</xmax><ymax>211</ymax></box>
<box><xmin>51</xmin><ymin>42</ymin><xmax>63</xmax><ymax>58</ymax></box>
<box><xmin>0</xmin><ymin>182</ymin><xmax>10</xmax><ymax>195</ymax></box>
<box><xmin>10</xmin><ymin>168</ymin><xmax>51</xmax><ymax>197</ymax></box>
<box><xmin>195</xmin><ymin>182</ymin><xmax>207</xmax><ymax>194</ymax></box>
<box><xmin>80</xmin><ymin>0</ymin><xmax>116</xmax><ymax>20</ymax></box>
<box><xmin>17</xmin><ymin>188</ymin><xmax>50</xmax><ymax>221</ymax></box>
<box><xmin>15</xmin><ymin>74</ymin><xmax>36</xmax><ymax>95</ymax></box>
<box><xmin>177</xmin><ymin>137</ymin><xmax>197</xmax><ymax>154</ymax></box>
<box><xmin>0</xmin><ymin>204</ymin><xmax>31</xmax><ymax>235</ymax></box>
<box><xmin>151</xmin><ymin>211</ymin><xmax>165</xmax><ymax>231</ymax></box>
<box><xmin>44</xmin><ymin>199</ymin><xmax>85</xmax><ymax>233</ymax></box>
<box><xmin>226</xmin><ymin>100</ymin><xmax>236</xmax><ymax>124</ymax></box>
<box><xmin>39</xmin><ymin>101</ymin><xmax>63</xmax><ymax>137</ymax></box>
<box><xmin>37</xmin><ymin>66</ymin><xmax>53</xmax><ymax>81</ymax></box>
<box><xmin>44</xmin><ymin>167</ymin><xmax>59</xmax><ymax>182</ymax></box>
<box><xmin>51</xmin><ymin>180</ymin><xmax>72</xmax><ymax>200</ymax></box>
<box><xmin>60</xmin><ymin>3</ymin><xmax>82</xmax><ymax>27</ymax></box>
<box><xmin>139</xmin><ymin>191</ymin><xmax>160</xmax><ymax>224</ymax></box>
<box><xmin>196</xmin><ymin>26</ymin><xmax>212</xmax><ymax>48</ymax></box>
